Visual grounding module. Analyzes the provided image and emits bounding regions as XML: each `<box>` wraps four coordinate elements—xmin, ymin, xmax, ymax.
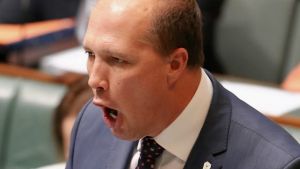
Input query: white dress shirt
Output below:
<box><xmin>129</xmin><ymin>69</ymin><xmax>213</xmax><ymax>169</ymax></box>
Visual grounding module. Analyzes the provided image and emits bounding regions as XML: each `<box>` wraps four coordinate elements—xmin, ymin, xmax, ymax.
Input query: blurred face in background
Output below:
<box><xmin>62</xmin><ymin>112</ymin><xmax>77</xmax><ymax>159</ymax></box>
<box><xmin>55</xmin><ymin>76</ymin><xmax>92</xmax><ymax>159</ymax></box>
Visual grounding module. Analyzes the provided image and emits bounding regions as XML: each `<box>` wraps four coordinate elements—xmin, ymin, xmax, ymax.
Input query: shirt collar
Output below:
<box><xmin>153</xmin><ymin>69</ymin><xmax>213</xmax><ymax>161</ymax></box>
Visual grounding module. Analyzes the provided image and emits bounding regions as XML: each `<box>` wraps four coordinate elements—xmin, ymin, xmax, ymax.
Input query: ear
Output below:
<box><xmin>166</xmin><ymin>48</ymin><xmax>188</xmax><ymax>87</ymax></box>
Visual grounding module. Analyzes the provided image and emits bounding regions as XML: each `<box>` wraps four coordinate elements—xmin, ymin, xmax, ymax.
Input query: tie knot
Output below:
<box><xmin>136</xmin><ymin>136</ymin><xmax>164</xmax><ymax>169</ymax></box>
<box><xmin>141</xmin><ymin>137</ymin><xmax>164</xmax><ymax>159</ymax></box>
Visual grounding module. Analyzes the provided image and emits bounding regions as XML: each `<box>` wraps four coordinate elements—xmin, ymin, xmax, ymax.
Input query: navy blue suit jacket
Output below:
<box><xmin>66</xmin><ymin>72</ymin><xmax>300</xmax><ymax>169</ymax></box>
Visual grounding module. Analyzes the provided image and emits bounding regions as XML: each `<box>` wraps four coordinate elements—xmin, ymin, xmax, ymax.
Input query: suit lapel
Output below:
<box><xmin>184</xmin><ymin>71</ymin><xmax>231</xmax><ymax>169</ymax></box>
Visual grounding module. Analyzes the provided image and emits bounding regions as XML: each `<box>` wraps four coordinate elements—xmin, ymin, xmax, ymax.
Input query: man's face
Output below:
<box><xmin>83</xmin><ymin>0</ymin><xmax>172</xmax><ymax>140</ymax></box>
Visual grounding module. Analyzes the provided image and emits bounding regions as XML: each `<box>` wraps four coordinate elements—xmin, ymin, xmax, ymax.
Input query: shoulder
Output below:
<box><xmin>206</xmin><ymin>73</ymin><xmax>300</xmax><ymax>167</ymax></box>
<box><xmin>66</xmin><ymin>100</ymin><xmax>110</xmax><ymax>169</ymax></box>
<box><xmin>71</xmin><ymin>99</ymin><xmax>109</xmax><ymax>143</ymax></box>
<box><xmin>225</xmin><ymin>91</ymin><xmax>300</xmax><ymax>168</ymax></box>
<box><xmin>66</xmin><ymin>100</ymin><xmax>134</xmax><ymax>169</ymax></box>
<box><xmin>70</xmin><ymin>99</ymin><xmax>101</xmax><ymax>138</ymax></box>
<box><xmin>206</xmin><ymin>71</ymin><xmax>300</xmax><ymax>158</ymax></box>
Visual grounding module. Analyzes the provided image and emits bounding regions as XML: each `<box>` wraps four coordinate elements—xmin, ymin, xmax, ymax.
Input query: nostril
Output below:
<box><xmin>99</xmin><ymin>80</ymin><xmax>109</xmax><ymax>90</ymax></box>
<box><xmin>96</xmin><ymin>87</ymin><xmax>105</xmax><ymax>95</ymax></box>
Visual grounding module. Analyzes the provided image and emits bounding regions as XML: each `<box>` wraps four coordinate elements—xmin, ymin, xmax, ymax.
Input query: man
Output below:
<box><xmin>66</xmin><ymin>0</ymin><xmax>300</xmax><ymax>168</ymax></box>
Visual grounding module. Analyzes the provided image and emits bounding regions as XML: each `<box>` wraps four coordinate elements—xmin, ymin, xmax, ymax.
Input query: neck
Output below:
<box><xmin>172</xmin><ymin>68</ymin><xmax>202</xmax><ymax>116</ymax></box>
<box><xmin>151</xmin><ymin>68</ymin><xmax>202</xmax><ymax>136</ymax></box>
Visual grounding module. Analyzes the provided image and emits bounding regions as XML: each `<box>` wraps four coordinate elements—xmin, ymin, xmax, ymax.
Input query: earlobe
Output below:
<box><xmin>166</xmin><ymin>48</ymin><xmax>188</xmax><ymax>87</ymax></box>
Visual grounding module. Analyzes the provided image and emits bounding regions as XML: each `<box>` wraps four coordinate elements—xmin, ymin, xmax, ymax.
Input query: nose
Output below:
<box><xmin>88</xmin><ymin>61</ymin><xmax>109</xmax><ymax>92</ymax></box>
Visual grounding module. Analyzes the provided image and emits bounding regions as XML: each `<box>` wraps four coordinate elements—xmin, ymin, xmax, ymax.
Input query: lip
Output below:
<box><xmin>92</xmin><ymin>99</ymin><xmax>120</xmax><ymax>129</ymax></box>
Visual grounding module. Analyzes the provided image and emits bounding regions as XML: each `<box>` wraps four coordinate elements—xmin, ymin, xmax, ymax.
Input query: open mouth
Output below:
<box><xmin>104</xmin><ymin>107</ymin><xmax>119</xmax><ymax>122</ymax></box>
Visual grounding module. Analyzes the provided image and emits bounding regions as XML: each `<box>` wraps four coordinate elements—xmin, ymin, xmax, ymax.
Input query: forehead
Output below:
<box><xmin>83</xmin><ymin>0</ymin><xmax>157</xmax><ymax>53</ymax></box>
<box><xmin>95</xmin><ymin>0</ymin><xmax>155</xmax><ymax>15</ymax></box>
<box><xmin>83</xmin><ymin>0</ymin><xmax>156</xmax><ymax>51</ymax></box>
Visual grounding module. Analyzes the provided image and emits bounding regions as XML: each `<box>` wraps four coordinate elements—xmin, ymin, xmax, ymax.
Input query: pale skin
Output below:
<box><xmin>83</xmin><ymin>0</ymin><xmax>201</xmax><ymax>141</ymax></box>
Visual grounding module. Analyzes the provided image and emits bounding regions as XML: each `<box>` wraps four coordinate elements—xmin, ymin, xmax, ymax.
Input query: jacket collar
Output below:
<box><xmin>184</xmin><ymin>71</ymin><xmax>231</xmax><ymax>169</ymax></box>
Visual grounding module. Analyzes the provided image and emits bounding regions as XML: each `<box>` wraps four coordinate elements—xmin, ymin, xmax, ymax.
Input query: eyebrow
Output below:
<box><xmin>102</xmin><ymin>50</ymin><xmax>130</xmax><ymax>59</ymax></box>
<box><xmin>83</xmin><ymin>46</ymin><xmax>91</xmax><ymax>51</ymax></box>
<box><xmin>83</xmin><ymin>46</ymin><xmax>131</xmax><ymax>59</ymax></box>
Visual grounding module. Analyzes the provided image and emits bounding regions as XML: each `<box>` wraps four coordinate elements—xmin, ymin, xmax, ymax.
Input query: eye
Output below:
<box><xmin>108</xmin><ymin>56</ymin><xmax>128</xmax><ymax>65</ymax></box>
<box><xmin>112</xmin><ymin>57</ymin><xmax>125</xmax><ymax>64</ymax></box>
<box><xmin>85</xmin><ymin>50</ymin><xmax>95</xmax><ymax>59</ymax></box>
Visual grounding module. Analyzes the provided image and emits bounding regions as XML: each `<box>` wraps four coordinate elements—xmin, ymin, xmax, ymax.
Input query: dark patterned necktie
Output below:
<box><xmin>136</xmin><ymin>136</ymin><xmax>165</xmax><ymax>169</ymax></box>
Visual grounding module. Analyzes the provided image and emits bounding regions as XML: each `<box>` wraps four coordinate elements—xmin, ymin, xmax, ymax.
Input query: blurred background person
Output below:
<box><xmin>38</xmin><ymin>75</ymin><xmax>92</xmax><ymax>169</ymax></box>
<box><xmin>53</xmin><ymin>76</ymin><xmax>92</xmax><ymax>160</ymax></box>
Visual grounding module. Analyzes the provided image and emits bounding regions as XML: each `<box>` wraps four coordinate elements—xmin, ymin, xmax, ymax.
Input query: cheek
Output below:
<box><xmin>113</xmin><ymin>72</ymin><xmax>167</xmax><ymax>113</ymax></box>
<box><xmin>114</xmin><ymin>69</ymin><xmax>166</xmax><ymax>95</ymax></box>
<box><xmin>109</xmin><ymin>60</ymin><xmax>168</xmax><ymax>110</ymax></box>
